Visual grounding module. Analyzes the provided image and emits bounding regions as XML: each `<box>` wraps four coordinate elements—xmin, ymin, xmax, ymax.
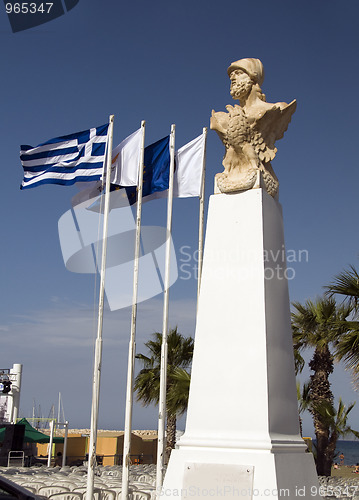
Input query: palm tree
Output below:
<box><xmin>313</xmin><ymin>398</ymin><xmax>359</xmax><ymax>469</ymax></box>
<box><xmin>134</xmin><ymin>327</ymin><xmax>194</xmax><ymax>458</ymax></box>
<box><xmin>297</xmin><ymin>390</ymin><xmax>359</xmax><ymax>470</ymax></box>
<box><xmin>292</xmin><ymin>297</ymin><xmax>352</xmax><ymax>475</ymax></box>
<box><xmin>326</xmin><ymin>265</ymin><xmax>359</xmax><ymax>386</ymax></box>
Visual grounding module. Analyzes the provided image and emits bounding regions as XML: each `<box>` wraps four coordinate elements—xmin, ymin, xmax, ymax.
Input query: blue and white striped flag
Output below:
<box><xmin>20</xmin><ymin>123</ymin><xmax>109</xmax><ymax>189</ymax></box>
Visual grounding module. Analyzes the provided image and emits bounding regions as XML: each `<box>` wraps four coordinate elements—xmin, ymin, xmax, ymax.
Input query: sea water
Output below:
<box><xmin>334</xmin><ymin>441</ymin><xmax>359</xmax><ymax>465</ymax></box>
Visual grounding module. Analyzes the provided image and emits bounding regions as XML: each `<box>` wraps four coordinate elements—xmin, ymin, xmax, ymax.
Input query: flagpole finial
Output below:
<box><xmin>109</xmin><ymin>115</ymin><xmax>114</xmax><ymax>123</ymax></box>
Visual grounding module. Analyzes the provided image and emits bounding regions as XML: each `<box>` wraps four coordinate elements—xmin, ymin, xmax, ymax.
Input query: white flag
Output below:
<box><xmin>111</xmin><ymin>127</ymin><xmax>142</xmax><ymax>186</ymax></box>
<box><xmin>174</xmin><ymin>132</ymin><xmax>206</xmax><ymax>198</ymax></box>
<box><xmin>71</xmin><ymin>127</ymin><xmax>142</xmax><ymax>208</ymax></box>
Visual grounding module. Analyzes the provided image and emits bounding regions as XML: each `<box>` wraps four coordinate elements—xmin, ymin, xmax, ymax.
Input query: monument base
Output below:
<box><xmin>163</xmin><ymin>446</ymin><xmax>319</xmax><ymax>499</ymax></box>
<box><xmin>162</xmin><ymin>189</ymin><xmax>319</xmax><ymax>499</ymax></box>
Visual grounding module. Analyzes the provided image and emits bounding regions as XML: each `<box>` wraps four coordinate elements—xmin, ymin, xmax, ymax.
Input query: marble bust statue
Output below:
<box><xmin>210</xmin><ymin>58</ymin><xmax>296</xmax><ymax>197</ymax></box>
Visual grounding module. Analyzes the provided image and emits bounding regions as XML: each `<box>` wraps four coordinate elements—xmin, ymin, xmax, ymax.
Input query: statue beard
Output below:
<box><xmin>230</xmin><ymin>79</ymin><xmax>252</xmax><ymax>101</ymax></box>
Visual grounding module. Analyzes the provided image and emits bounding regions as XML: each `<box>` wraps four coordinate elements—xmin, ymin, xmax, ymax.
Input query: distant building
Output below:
<box><xmin>37</xmin><ymin>429</ymin><xmax>158</xmax><ymax>466</ymax></box>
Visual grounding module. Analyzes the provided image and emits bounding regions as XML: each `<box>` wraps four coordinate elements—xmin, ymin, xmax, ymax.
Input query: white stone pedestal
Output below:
<box><xmin>162</xmin><ymin>189</ymin><xmax>319</xmax><ymax>499</ymax></box>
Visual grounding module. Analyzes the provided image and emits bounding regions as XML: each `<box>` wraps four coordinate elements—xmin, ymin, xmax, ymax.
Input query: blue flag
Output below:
<box><xmin>20</xmin><ymin>123</ymin><xmax>109</xmax><ymax>189</ymax></box>
<box><xmin>124</xmin><ymin>136</ymin><xmax>170</xmax><ymax>205</ymax></box>
<box><xmin>74</xmin><ymin>135</ymin><xmax>170</xmax><ymax>212</ymax></box>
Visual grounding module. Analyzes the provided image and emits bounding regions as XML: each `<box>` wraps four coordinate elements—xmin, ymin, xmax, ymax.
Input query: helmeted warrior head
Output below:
<box><xmin>227</xmin><ymin>58</ymin><xmax>264</xmax><ymax>86</ymax></box>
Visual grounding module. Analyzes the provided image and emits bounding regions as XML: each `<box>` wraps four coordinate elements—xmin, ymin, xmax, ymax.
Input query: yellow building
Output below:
<box><xmin>37</xmin><ymin>430</ymin><xmax>157</xmax><ymax>467</ymax></box>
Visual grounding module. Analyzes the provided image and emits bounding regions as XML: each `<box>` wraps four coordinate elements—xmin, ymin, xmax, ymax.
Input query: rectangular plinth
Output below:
<box><xmin>161</xmin><ymin>189</ymin><xmax>319</xmax><ymax>499</ymax></box>
<box><xmin>183</xmin><ymin>189</ymin><xmax>300</xmax><ymax>445</ymax></box>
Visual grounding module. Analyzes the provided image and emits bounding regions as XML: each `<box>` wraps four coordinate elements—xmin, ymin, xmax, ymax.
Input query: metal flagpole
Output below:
<box><xmin>57</xmin><ymin>392</ymin><xmax>61</xmax><ymax>425</ymax></box>
<box><xmin>197</xmin><ymin>127</ymin><xmax>208</xmax><ymax>307</ymax></box>
<box><xmin>47</xmin><ymin>420</ymin><xmax>54</xmax><ymax>467</ymax></box>
<box><xmin>85</xmin><ymin>114</ymin><xmax>114</xmax><ymax>500</ymax></box>
<box><xmin>62</xmin><ymin>421</ymin><xmax>68</xmax><ymax>467</ymax></box>
<box><xmin>156</xmin><ymin>124</ymin><xmax>176</xmax><ymax>496</ymax></box>
<box><xmin>121</xmin><ymin>120</ymin><xmax>146</xmax><ymax>500</ymax></box>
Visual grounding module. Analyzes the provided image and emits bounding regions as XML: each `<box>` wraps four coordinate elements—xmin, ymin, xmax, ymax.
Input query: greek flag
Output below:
<box><xmin>20</xmin><ymin>123</ymin><xmax>109</xmax><ymax>189</ymax></box>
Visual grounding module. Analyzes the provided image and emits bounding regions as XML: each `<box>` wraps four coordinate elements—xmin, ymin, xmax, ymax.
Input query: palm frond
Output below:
<box><xmin>297</xmin><ymin>380</ymin><xmax>311</xmax><ymax>414</ymax></box>
<box><xmin>134</xmin><ymin>368</ymin><xmax>161</xmax><ymax>406</ymax></box>
<box><xmin>293</xmin><ymin>347</ymin><xmax>305</xmax><ymax>375</ymax></box>
<box><xmin>325</xmin><ymin>265</ymin><xmax>359</xmax><ymax>311</ymax></box>
<box><xmin>167</xmin><ymin>368</ymin><xmax>191</xmax><ymax>416</ymax></box>
<box><xmin>135</xmin><ymin>354</ymin><xmax>153</xmax><ymax>368</ymax></box>
<box><xmin>291</xmin><ymin>296</ymin><xmax>352</xmax><ymax>350</ymax></box>
<box><xmin>334</xmin><ymin>329</ymin><xmax>359</xmax><ymax>389</ymax></box>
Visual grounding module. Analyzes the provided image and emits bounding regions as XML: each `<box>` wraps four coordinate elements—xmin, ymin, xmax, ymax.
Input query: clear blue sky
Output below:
<box><xmin>1</xmin><ymin>0</ymin><xmax>358</xmax><ymax>438</ymax></box>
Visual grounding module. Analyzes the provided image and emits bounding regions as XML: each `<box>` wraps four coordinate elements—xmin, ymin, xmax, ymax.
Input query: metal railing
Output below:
<box><xmin>8</xmin><ymin>450</ymin><xmax>24</xmax><ymax>467</ymax></box>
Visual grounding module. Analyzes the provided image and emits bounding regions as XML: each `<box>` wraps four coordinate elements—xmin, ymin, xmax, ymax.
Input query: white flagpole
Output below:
<box><xmin>121</xmin><ymin>120</ymin><xmax>146</xmax><ymax>500</ymax></box>
<box><xmin>86</xmin><ymin>114</ymin><xmax>114</xmax><ymax>500</ymax></box>
<box><xmin>197</xmin><ymin>127</ymin><xmax>208</xmax><ymax>307</ymax></box>
<box><xmin>156</xmin><ymin>124</ymin><xmax>176</xmax><ymax>496</ymax></box>
<box><xmin>57</xmin><ymin>392</ymin><xmax>61</xmax><ymax>425</ymax></box>
<box><xmin>62</xmin><ymin>421</ymin><xmax>68</xmax><ymax>467</ymax></box>
<box><xmin>47</xmin><ymin>420</ymin><xmax>54</xmax><ymax>467</ymax></box>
